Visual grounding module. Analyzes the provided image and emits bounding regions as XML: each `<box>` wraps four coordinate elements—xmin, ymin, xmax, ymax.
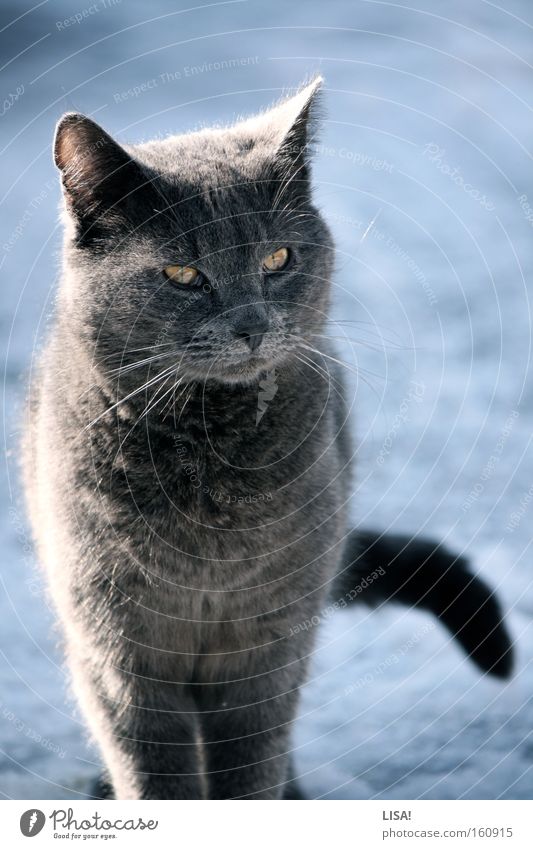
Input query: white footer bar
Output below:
<box><xmin>4</xmin><ymin>799</ymin><xmax>532</xmax><ymax>848</ymax></box>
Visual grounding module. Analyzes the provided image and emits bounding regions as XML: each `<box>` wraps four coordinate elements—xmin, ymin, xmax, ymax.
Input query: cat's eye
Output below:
<box><xmin>163</xmin><ymin>264</ymin><xmax>200</xmax><ymax>286</ymax></box>
<box><xmin>262</xmin><ymin>247</ymin><xmax>291</xmax><ymax>273</ymax></box>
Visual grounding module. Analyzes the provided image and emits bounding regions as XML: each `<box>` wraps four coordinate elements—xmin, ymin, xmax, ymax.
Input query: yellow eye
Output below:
<box><xmin>163</xmin><ymin>264</ymin><xmax>199</xmax><ymax>286</ymax></box>
<box><xmin>262</xmin><ymin>247</ymin><xmax>290</xmax><ymax>273</ymax></box>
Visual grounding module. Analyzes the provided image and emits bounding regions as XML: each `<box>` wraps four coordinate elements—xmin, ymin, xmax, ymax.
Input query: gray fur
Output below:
<box><xmin>23</xmin><ymin>79</ymin><xmax>354</xmax><ymax>799</ymax></box>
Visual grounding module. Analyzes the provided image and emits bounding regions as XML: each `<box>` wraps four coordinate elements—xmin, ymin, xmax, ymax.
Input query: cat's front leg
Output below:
<box><xmin>69</xmin><ymin>654</ymin><xmax>204</xmax><ymax>799</ymax></box>
<box><xmin>197</xmin><ymin>674</ymin><xmax>302</xmax><ymax>799</ymax></box>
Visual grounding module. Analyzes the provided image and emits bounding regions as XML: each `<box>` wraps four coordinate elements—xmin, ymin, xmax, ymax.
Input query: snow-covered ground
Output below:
<box><xmin>2</xmin><ymin>0</ymin><xmax>533</xmax><ymax>799</ymax></box>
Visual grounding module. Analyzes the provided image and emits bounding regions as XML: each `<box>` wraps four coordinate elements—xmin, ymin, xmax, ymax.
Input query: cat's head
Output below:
<box><xmin>54</xmin><ymin>78</ymin><xmax>334</xmax><ymax>385</ymax></box>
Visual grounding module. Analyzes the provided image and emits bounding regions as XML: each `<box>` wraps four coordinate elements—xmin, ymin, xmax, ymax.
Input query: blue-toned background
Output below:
<box><xmin>1</xmin><ymin>0</ymin><xmax>532</xmax><ymax>799</ymax></box>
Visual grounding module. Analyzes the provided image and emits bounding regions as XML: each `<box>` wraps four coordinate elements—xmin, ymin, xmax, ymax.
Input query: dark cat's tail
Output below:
<box><xmin>334</xmin><ymin>529</ymin><xmax>514</xmax><ymax>678</ymax></box>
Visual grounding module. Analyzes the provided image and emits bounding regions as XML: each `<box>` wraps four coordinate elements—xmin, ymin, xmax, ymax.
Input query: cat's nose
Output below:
<box><xmin>233</xmin><ymin>318</ymin><xmax>269</xmax><ymax>352</ymax></box>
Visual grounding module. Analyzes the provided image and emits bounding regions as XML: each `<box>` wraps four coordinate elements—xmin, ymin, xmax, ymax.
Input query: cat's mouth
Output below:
<box><xmin>177</xmin><ymin>332</ymin><xmax>281</xmax><ymax>381</ymax></box>
<box><xmin>173</xmin><ymin>328</ymin><xmax>296</xmax><ymax>384</ymax></box>
<box><xmin>180</xmin><ymin>346</ymin><xmax>280</xmax><ymax>385</ymax></box>
<box><xmin>210</xmin><ymin>352</ymin><xmax>278</xmax><ymax>383</ymax></box>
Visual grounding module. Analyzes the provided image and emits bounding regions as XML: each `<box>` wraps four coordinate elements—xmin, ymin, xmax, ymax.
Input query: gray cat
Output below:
<box><xmin>23</xmin><ymin>78</ymin><xmax>512</xmax><ymax>800</ymax></box>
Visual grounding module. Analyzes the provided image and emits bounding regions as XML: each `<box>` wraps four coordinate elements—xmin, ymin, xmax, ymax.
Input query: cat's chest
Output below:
<box><xmin>110</xmin><ymin>402</ymin><xmax>341</xmax><ymax>541</ymax></box>
<box><xmin>128</xmin><ymin>430</ymin><xmax>297</xmax><ymax>528</ymax></box>
<box><xmin>117</xmin><ymin>398</ymin><xmax>315</xmax><ymax>501</ymax></box>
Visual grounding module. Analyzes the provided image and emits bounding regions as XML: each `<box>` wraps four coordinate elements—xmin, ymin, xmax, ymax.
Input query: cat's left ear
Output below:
<box><xmin>236</xmin><ymin>77</ymin><xmax>323</xmax><ymax>178</ymax></box>
<box><xmin>54</xmin><ymin>113</ymin><xmax>148</xmax><ymax>241</ymax></box>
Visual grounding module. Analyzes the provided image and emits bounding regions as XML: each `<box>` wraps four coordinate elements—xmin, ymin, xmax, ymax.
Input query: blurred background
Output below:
<box><xmin>1</xmin><ymin>0</ymin><xmax>533</xmax><ymax>799</ymax></box>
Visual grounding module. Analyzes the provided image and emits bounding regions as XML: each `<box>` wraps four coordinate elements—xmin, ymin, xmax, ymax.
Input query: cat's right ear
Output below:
<box><xmin>54</xmin><ymin>113</ymin><xmax>146</xmax><ymax>236</ymax></box>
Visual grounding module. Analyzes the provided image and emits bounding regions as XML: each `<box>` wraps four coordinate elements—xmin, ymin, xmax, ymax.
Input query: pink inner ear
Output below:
<box><xmin>55</xmin><ymin>128</ymin><xmax>81</xmax><ymax>172</ymax></box>
<box><xmin>54</xmin><ymin>114</ymin><xmax>112</xmax><ymax>176</ymax></box>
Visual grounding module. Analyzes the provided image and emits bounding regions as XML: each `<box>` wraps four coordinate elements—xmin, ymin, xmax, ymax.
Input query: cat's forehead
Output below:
<box><xmin>132</xmin><ymin>128</ymin><xmax>266</xmax><ymax>189</ymax></box>
<box><xmin>131</xmin><ymin>130</ymin><xmax>280</xmax><ymax>249</ymax></box>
